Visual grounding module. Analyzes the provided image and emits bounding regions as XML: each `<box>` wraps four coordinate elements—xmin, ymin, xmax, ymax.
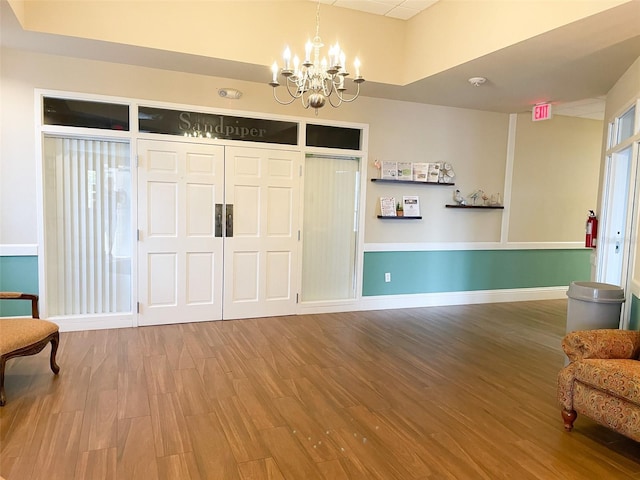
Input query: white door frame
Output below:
<box><xmin>35</xmin><ymin>90</ymin><xmax>368</xmax><ymax>330</ymax></box>
<box><xmin>597</xmin><ymin>101</ymin><xmax>640</xmax><ymax>329</ymax></box>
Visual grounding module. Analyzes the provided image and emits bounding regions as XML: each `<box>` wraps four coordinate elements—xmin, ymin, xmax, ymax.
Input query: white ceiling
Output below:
<box><xmin>318</xmin><ymin>0</ymin><xmax>440</xmax><ymax>20</ymax></box>
<box><xmin>553</xmin><ymin>97</ymin><xmax>607</xmax><ymax>121</ymax></box>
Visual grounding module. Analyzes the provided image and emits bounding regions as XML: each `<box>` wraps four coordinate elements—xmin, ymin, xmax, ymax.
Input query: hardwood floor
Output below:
<box><xmin>1</xmin><ymin>299</ymin><xmax>640</xmax><ymax>479</ymax></box>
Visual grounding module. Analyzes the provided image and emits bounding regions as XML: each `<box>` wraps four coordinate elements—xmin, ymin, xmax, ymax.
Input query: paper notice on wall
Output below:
<box><xmin>402</xmin><ymin>196</ymin><xmax>420</xmax><ymax>217</ymax></box>
<box><xmin>397</xmin><ymin>162</ymin><xmax>412</xmax><ymax>181</ymax></box>
<box><xmin>380</xmin><ymin>197</ymin><xmax>397</xmax><ymax>216</ymax></box>
<box><xmin>413</xmin><ymin>163</ymin><xmax>429</xmax><ymax>182</ymax></box>
<box><xmin>427</xmin><ymin>163</ymin><xmax>440</xmax><ymax>183</ymax></box>
<box><xmin>381</xmin><ymin>161</ymin><xmax>397</xmax><ymax>180</ymax></box>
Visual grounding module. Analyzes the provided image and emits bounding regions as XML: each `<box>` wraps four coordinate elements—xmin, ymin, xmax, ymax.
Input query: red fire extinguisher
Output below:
<box><xmin>586</xmin><ymin>210</ymin><xmax>598</xmax><ymax>248</ymax></box>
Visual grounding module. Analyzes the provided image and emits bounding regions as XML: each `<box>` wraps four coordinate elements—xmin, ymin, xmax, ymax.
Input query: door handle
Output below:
<box><xmin>226</xmin><ymin>204</ymin><xmax>233</xmax><ymax>237</ymax></box>
<box><xmin>215</xmin><ymin>204</ymin><xmax>223</xmax><ymax>237</ymax></box>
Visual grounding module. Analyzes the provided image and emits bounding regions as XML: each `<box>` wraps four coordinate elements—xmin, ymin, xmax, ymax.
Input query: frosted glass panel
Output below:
<box><xmin>600</xmin><ymin>147</ymin><xmax>632</xmax><ymax>286</ymax></box>
<box><xmin>616</xmin><ymin>106</ymin><xmax>636</xmax><ymax>145</ymax></box>
<box><xmin>43</xmin><ymin>136</ymin><xmax>131</xmax><ymax>316</ymax></box>
<box><xmin>301</xmin><ymin>155</ymin><xmax>360</xmax><ymax>301</ymax></box>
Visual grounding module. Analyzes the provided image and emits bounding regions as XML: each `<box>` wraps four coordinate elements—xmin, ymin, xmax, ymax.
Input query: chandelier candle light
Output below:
<box><xmin>269</xmin><ymin>2</ymin><xmax>364</xmax><ymax>115</ymax></box>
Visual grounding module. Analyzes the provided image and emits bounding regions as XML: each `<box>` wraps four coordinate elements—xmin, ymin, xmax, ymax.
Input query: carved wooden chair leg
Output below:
<box><xmin>562</xmin><ymin>409</ymin><xmax>577</xmax><ymax>431</ymax></box>
<box><xmin>0</xmin><ymin>357</ymin><xmax>6</xmax><ymax>406</ymax></box>
<box><xmin>49</xmin><ymin>332</ymin><xmax>60</xmax><ymax>374</ymax></box>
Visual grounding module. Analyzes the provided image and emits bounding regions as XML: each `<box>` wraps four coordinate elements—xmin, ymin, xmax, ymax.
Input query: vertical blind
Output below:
<box><xmin>301</xmin><ymin>154</ymin><xmax>360</xmax><ymax>301</ymax></box>
<box><xmin>43</xmin><ymin>136</ymin><xmax>131</xmax><ymax>316</ymax></box>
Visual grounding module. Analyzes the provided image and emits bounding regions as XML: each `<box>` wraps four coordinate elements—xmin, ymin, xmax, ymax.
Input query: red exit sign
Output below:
<box><xmin>532</xmin><ymin>103</ymin><xmax>552</xmax><ymax>121</ymax></box>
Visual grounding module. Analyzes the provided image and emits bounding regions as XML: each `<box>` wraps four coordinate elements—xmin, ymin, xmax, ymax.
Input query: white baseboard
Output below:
<box><xmin>39</xmin><ymin>288</ymin><xmax>568</xmax><ymax>331</ymax></box>
<box><xmin>298</xmin><ymin>299</ymin><xmax>361</xmax><ymax>315</ymax></box>
<box><xmin>296</xmin><ymin>286</ymin><xmax>568</xmax><ymax>316</ymax></box>
<box><xmin>48</xmin><ymin>314</ymin><xmax>134</xmax><ymax>332</ymax></box>
<box><xmin>357</xmin><ymin>286</ymin><xmax>568</xmax><ymax>311</ymax></box>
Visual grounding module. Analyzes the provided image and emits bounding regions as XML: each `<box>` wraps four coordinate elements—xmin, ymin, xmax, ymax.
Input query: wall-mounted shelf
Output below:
<box><xmin>371</xmin><ymin>179</ymin><xmax>454</xmax><ymax>186</ymax></box>
<box><xmin>445</xmin><ymin>204</ymin><xmax>504</xmax><ymax>209</ymax></box>
<box><xmin>377</xmin><ymin>215</ymin><xmax>422</xmax><ymax>219</ymax></box>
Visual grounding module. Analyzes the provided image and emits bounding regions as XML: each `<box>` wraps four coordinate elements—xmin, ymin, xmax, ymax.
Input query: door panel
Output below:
<box><xmin>186</xmin><ymin>252</ymin><xmax>215</xmax><ymax>304</ymax></box>
<box><xmin>599</xmin><ymin>147</ymin><xmax>633</xmax><ymax>286</ymax></box>
<box><xmin>148</xmin><ymin>253</ymin><xmax>177</xmax><ymax>306</ymax></box>
<box><xmin>234</xmin><ymin>185</ymin><xmax>260</xmax><ymax>236</ymax></box>
<box><xmin>224</xmin><ymin>146</ymin><xmax>300</xmax><ymax>319</ymax></box>
<box><xmin>148</xmin><ymin>182</ymin><xmax>178</xmax><ymax>236</ymax></box>
<box><xmin>231</xmin><ymin>251</ymin><xmax>260</xmax><ymax>302</ymax></box>
<box><xmin>138</xmin><ymin>140</ymin><xmax>224</xmax><ymax>325</ymax></box>
<box><xmin>266</xmin><ymin>251</ymin><xmax>291</xmax><ymax>300</ymax></box>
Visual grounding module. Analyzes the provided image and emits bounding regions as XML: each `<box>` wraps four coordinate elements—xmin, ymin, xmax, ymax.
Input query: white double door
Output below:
<box><xmin>137</xmin><ymin>139</ymin><xmax>300</xmax><ymax>326</ymax></box>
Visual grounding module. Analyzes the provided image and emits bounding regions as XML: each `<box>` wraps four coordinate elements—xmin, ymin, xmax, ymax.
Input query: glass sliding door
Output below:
<box><xmin>301</xmin><ymin>154</ymin><xmax>360</xmax><ymax>302</ymax></box>
<box><xmin>43</xmin><ymin>136</ymin><xmax>132</xmax><ymax>317</ymax></box>
<box><xmin>598</xmin><ymin>147</ymin><xmax>634</xmax><ymax>286</ymax></box>
<box><xmin>599</xmin><ymin>100</ymin><xmax>640</xmax><ymax>328</ymax></box>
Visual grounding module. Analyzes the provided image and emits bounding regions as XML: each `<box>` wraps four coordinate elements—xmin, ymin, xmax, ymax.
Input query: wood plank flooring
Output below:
<box><xmin>2</xmin><ymin>299</ymin><xmax>640</xmax><ymax>479</ymax></box>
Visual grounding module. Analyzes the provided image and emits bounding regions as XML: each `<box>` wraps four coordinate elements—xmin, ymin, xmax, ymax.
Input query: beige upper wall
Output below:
<box><xmin>510</xmin><ymin>113</ymin><xmax>602</xmax><ymax>243</ymax></box>
<box><xmin>11</xmin><ymin>1</ymin><xmax>405</xmax><ymax>85</ymax></box>
<box><xmin>365</xmin><ymin>101</ymin><xmax>508</xmax><ymax>244</ymax></box>
<box><xmin>404</xmin><ymin>0</ymin><xmax>628</xmax><ymax>84</ymax></box>
<box><xmin>0</xmin><ymin>46</ymin><xmax>600</xmax><ymax>247</ymax></box>
<box><xmin>604</xmin><ymin>55</ymin><xmax>640</xmax><ymax>122</ymax></box>
<box><xmin>7</xmin><ymin>0</ymin><xmax>629</xmax><ymax>87</ymax></box>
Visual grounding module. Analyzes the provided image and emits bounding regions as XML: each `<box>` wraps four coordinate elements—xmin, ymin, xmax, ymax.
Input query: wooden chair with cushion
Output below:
<box><xmin>0</xmin><ymin>292</ymin><xmax>60</xmax><ymax>406</ymax></box>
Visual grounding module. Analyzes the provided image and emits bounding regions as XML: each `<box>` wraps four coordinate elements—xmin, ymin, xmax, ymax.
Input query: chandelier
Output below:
<box><xmin>269</xmin><ymin>2</ymin><xmax>364</xmax><ymax>115</ymax></box>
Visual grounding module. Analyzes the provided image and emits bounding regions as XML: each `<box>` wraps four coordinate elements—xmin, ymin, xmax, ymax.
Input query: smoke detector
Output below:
<box><xmin>218</xmin><ymin>88</ymin><xmax>242</xmax><ymax>99</ymax></box>
<box><xmin>468</xmin><ymin>77</ymin><xmax>487</xmax><ymax>87</ymax></box>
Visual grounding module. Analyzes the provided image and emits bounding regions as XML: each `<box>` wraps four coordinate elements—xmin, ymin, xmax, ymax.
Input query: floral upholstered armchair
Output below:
<box><xmin>558</xmin><ymin>329</ymin><xmax>640</xmax><ymax>441</ymax></box>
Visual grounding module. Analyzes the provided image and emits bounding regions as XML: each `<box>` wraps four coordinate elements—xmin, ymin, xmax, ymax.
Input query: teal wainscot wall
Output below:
<box><xmin>0</xmin><ymin>256</ymin><xmax>39</xmax><ymax>317</ymax></box>
<box><xmin>362</xmin><ymin>249</ymin><xmax>592</xmax><ymax>296</ymax></box>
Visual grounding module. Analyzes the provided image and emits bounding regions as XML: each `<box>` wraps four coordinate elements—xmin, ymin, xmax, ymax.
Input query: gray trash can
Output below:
<box><xmin>566</xmin><ymin>281</ymin><xmax>625</xmax><ymax>333</ymax></box>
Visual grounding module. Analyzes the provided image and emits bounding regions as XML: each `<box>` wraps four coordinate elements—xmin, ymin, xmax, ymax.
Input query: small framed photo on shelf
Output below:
<box><xmin>380</xmin><ymin>197</ymin><xmax>397</xmax><ymax>216</ymax></box>
<box><xmin>402</xmin><ymin>195</ymin><xmax>420</xmax><ymax>217</ymax></box>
